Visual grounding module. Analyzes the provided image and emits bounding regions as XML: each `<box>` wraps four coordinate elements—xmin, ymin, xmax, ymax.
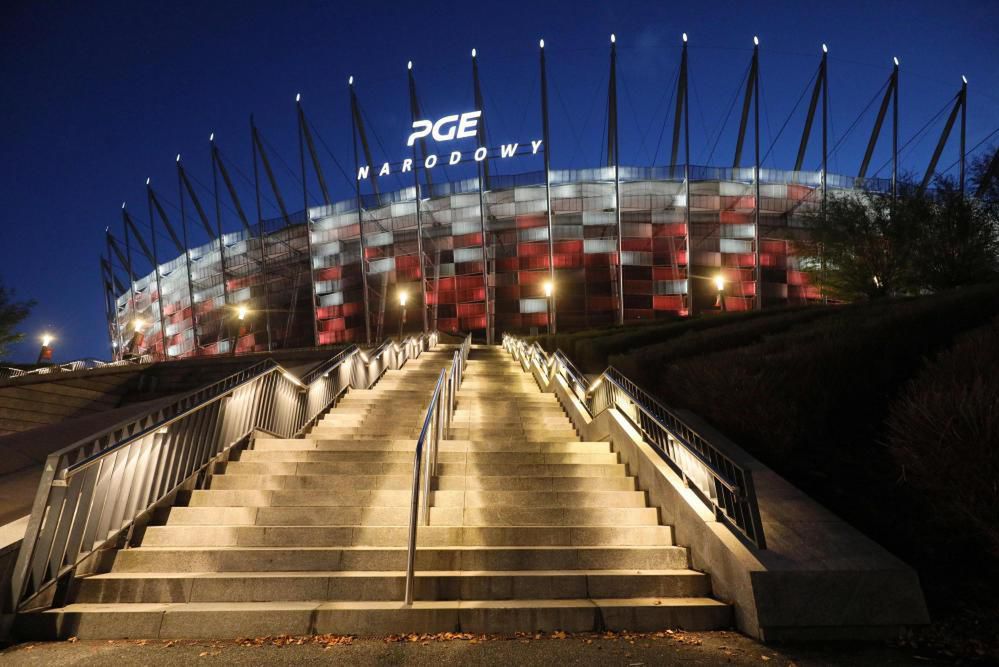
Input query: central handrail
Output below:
<box><xmin>503</xmin><ymin>334</ymin><xmax>767</xmax><ymax>550</ymax></box>
<box><xmin>404</xmin><ymin>334</ymin><xmax>471</xmax><ymax>604</ymax></box>
<box><xmin>9</xmin><ymin>332</ymin><xmax>438</xmax><ymax>613</ymax></box>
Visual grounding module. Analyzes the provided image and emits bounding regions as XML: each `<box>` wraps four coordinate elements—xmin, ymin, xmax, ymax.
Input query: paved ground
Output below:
<box><xmin>0</xmin><ymin>630</ymin><xmax>941</xmax><ymax>665</ymax></box>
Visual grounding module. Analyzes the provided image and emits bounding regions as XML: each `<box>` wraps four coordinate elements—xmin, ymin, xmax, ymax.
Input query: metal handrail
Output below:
<box><xmin>404</xmin><ymin>334</ymin><xmax>471</xmax><ymax>604</ymax></box>
<box><xmin>502</xmin><ymin>334</ymin><xmax>766</xmax><ymax>550</ymax></box>
<box><xmin>9</xmin><ymin>333</ymin><xmax>439</xmax><ymax>612</ymax></box>
<box><xmin>0</xmin><ymin>356</ymin><xmax>154</xmax><ymax>381</ymax></box>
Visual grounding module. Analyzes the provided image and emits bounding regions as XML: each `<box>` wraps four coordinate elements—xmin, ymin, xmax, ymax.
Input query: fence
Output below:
<box><xmin>503</xmin><ymin>334</ymin><xmax>766</xmax><ymax>550</ymax></box>
<box><xmin>9</xmin><ymin>333</ymin><xmax>437</xmax><ymax>612</ymax></box>
<box><xmin>404</xmin><ymin>334</ymin><xmax>471</xmax><ymax>604</ymax></box>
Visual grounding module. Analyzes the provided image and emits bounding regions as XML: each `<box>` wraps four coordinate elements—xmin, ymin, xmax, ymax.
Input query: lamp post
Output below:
<box><xmin>128</xmin><ymin>318</ymin><xmax>146</xmax><ymax>358</ymax></box>
<box><xmin>398</xmin><ymin>290</ymin><xmax>408</xmax><ymax>340</ymax></box>
<box><xmin>714</xmin><ymin>275</ymin><xmax>726</xmax><ymax>312</ymax></box>
<box><xmin>543</xmin><ymin>281</ymin><xmax>554</xmax><ymax>335</ymax></box>
<box><xmin>37</xmin><ymin>334</ymin><xmax>54</xmax><ymax>364</ymax></box>
<box><xmin>232</xmin><ymin>305</ymin><xmax>248</xmax><ymax>356</ymax></box>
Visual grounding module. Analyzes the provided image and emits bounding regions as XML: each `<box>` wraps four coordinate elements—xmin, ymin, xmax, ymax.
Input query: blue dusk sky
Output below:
<box><xmin>2</xmin><ymin>0</ymin><xmax>997</xmax><ymax>361</ymax></box>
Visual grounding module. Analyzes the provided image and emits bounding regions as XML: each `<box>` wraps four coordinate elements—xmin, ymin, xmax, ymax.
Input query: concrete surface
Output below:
<box><xmin>0</xmin><ymin>631</ymin><xmax>935</xmax><ymax>666</ymax></box>
<box><xmin>521</xmin><ymin>344</ymin><xmax>929</xmax><ymax>641</ymax></box>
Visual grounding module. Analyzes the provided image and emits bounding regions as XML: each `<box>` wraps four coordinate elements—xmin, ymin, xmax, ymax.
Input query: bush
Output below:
<box><xmin>886</xmin><ymin>318</ymin><xmax>999</xmax><ymax>558</ymax></box>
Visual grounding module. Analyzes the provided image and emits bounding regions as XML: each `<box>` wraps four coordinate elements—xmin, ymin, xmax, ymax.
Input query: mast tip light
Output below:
<box><xmin>753</xmin><ymin>35</ymin><xmax>759</xmax><ymax>46</ymax></box>
<box><xmin>145</xmin><ymin>177</ymin><xmax>150</xmax><ymax>186</ymax></box>
<box><xmin>962</xmin><ymin>74</ymin><xmax>968</xmax><ymax>84</ymax></box>
<box><xmin>175</xmin><ymin>154</ymin><xmax>180</xmax><ymax>162</ymax></box>
<box><xmin>893</xmin><ymin>56</ymin><xmax>899</xmax><ymax>66</ymax></box>
<box><xmin>610</xmin><ymin>33</ymin><xmax>616</xmax><ymax>44</ymax></box>
<box><xmin>471</xmin><ymin>48</ymin><xmax>476</xmax><ymax>57</ymax></box>
<box><xmin>209</xmin><ymin>132</ymin><xmax>214</xmax><ymax>141</ymax></box>
<box><xmin>682</xmin><ymin>32</ymin><xmax>688</xmax><ymax>43</ymax></box>
<box><xmin>348</xmin><ymin>75</ymin><xmax>354</xmax><ymax>85</ymax></box>
<box><xmin>296</xmin><ymin>93</ymin><xmax>301</xmax><ymax>102</ymax></box>
<box><xmin>539</xmin><ymin>38</ymin><xmax>545</xmax><ymax>49</ymax></box>
<box><xmin>822</xmin><ymin>43</ymin><xmax>828</xmax><ymax>53</ymax></box>
<box><xmin>407</xmin><ymin>60</ymin><xmax>412</xmax><ymax>70</ymax></box>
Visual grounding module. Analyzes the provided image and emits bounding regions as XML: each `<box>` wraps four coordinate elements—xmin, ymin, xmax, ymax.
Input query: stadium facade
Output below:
<box><xmin>101</xmin><ymin>38</ymin><xmax>973</xmax><ymax>360</ymax></box>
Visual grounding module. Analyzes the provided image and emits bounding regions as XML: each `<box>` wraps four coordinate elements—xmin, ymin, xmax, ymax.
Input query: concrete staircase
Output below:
<box><xmin>21</xmin><ymin>344</ymin><xmax>730</xmax><ymax>639</ymax></box>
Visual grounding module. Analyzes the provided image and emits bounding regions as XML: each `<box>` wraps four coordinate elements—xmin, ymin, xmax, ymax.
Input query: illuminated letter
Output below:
<box><xmin>531</xmin><ymin>140</ymin><xmax>543</xmax><ymax>155</ymax></box>
<box><xmin>357</xmin><ymin>165</ymin><xmax>369</xmax><ymax>180</ymax></box>
<box><xmin>474</xmin><ymin>147</ymin><xmax>488</xmax><ymax>162</ymax></box>
<box><xmin>407</xmin><ymin>119</ymin><xmax>432</xmax><ymax>146</ymax></box>
<box><xmin>425</xmin><ymin>154</ymin><xmax>438</xmax><ymax>169</ymax></box>
<box><xmin>378</xmin><ymin>162</ymin><xmax>391</xmax><ymax>177</ymax></box>
<box><xmin>500</xmin><ymin>143</ymin><xmax>519</xmax><ymax>158</ymax></box>
<box><xmin>449</xmin><ymin>151</ymin><xmax>462</xmax><ymax>165</ymax></box>
<box><xmin>401</xmin><ymin>158</ymin><xmax>413</xmax><ymax>173</ymax></box>
<box><xmin>456</xmin><ymin>110</ymin><xmax>482</xmax><ymax>139</ymax></box>
<box><xmin>431</xmin><ymin>114</ymin><xmax>460</xmax><ymax>142</ymax></box>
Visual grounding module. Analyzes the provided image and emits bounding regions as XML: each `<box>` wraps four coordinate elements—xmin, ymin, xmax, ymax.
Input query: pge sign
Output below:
<box><xmin>407</xmin><ymin>111</ymin><xmax>482</xmax><ymax>146</ymax></box>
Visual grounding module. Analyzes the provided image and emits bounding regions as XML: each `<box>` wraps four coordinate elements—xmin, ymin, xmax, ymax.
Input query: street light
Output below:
<box><xmin>398</xmin><ymin>290</ymin><xmax>408</xmax><ymax>339</ymax></box>
<box><xmin>543</xmin><ymin>281</ymin><xmax>554</xmax><ymax>335</ymax></box>
<box><xmin>38</xmin><ymin>333</ymin><xmax>54</xmax><ymax>364</ymax></box>
<box><xmin>714</xmin><ymin>274</ymin><xmax>726</xmax><ymax>312</ymax></box>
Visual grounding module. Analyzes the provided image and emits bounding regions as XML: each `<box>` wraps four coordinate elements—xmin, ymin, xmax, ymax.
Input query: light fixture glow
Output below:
<box><xmin>133</xmin><ymin>318</ymin><xmax>146</xmax><ymax>332</ymax></box>
<box><xmin>610</xmin><ymin>33</ymin><xmax>616</xmax><ymax>44</ymax></box>
<box><xmin>539</xmin><ymin>38</ymin><xmax>545</xmax><ymax>49</ymax></box>
<box><xmin>145</xmin><ymin>177</ymin><xmax>150</xmax><ymax>186</ymax></box>
<box><xmin>176</xmin><ymin>153</ymin><xmax>181</xmax><ymax>162</ymax></box>
<box><xmin>753</xmin><ymin>35</ymin><xmax>759</xmax><ymax>46</ymax></box>
<box><xmin>407</xmin><ymin>60</ymin><xmax>412</xmax><ymax>70</ymax></box>
<box><xmin>121</xmin><ymin>201</ymin><xmax>126</xmax><ymax>209</ymax></box>
<box><xmin>41</xmin><ymin>334</ymin><xmax>53</xmax><ymax>347</ymax></box>
<box><xmin>962</xmin><ymin>75</ymin><xmax>968</xmax><ymax>84</ymax></box>
<box><xmin>237</xmin><ymin>305</ymin><xmax>247</xmax><ymax>321</ymax></box>
<box><xmin>296</xmin><ymin>93</ymin><xmax>301</xmax><ymax>102</ymax></box>
<box><xmin>682</xmin><ymin>32</ymin><xmax>688</xmax><ymax>43</ymax></box>
<box><xmin>822</xmin><ymin>43</ymin><xmax>828</xmax><ymax>53</ymax></box>
<box><xmin>209</xmin><ymin>132</ymin><xmax>214</xmax><ymax>141</ymax></box>
<box><xmin>471</xmin><ymin>48</ymin><xmax>477</xmax><ymax>57</ymax></box>
<box><xmin>714</xmin><ymin>274</ymin><xmax>725</xmax><ymax>292</ymax></box>
<box><xmin>543</xmin><ymin>281</ymin><xmax>554</xmax><ymax>298</ymax></box>
<box><xmin>348</xmin><ymin>75</ymin><xmax>354</xmax><ymax>85</ymax></box>
<box><xmin>893</xmin><ymin>56</ymin><xmax>899</xmax><ymax>67</ymax></box>
<box><xmin>398</xmin><ymin>290</ymin><xmax>408</xmax><ymax>306</ymax></box>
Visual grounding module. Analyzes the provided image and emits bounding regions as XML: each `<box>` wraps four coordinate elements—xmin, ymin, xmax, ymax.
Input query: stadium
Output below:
<box><xmin>101</xmin><ymin>37</ymin><xmax>973</xmax><ymax>359</ymax></box>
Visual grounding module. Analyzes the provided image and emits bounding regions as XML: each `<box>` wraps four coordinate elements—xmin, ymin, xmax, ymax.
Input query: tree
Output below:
<box><xmin>912</xmin><ymin>176</ymin><xmax>999</xmax><ymax>291</ymax></box>
<box><xmin>0</xmin><ymin>279</ymin><xmax>34</xmax><ymax>359</ymax></box>
<box><xmin>801</xmin><ymin>187</ymin><xmax>924</xmax><ymax>301</ymax></box>
<box><xmin>970</xmin><ymin>143</ymin><xmax>999</xmax><ymax>202</ymax></box>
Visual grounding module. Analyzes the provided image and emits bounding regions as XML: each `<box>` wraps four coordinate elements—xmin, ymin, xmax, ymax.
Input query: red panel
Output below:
<box><xmin>761</xmin><ymin>239</ymin><xmax>787</xmax><ymax>254</ymax></box>
<box><xmin>719</xmin><ymin>211</ymin><xmax>751</xmax><ymax>224</ymax></box>
<box><xmin>622</xmin><ymin>238</ymin><xmax>652</xmax><ymax>252</ymax></box>
<box><xmin>454</xmin><ymin>233</ymin><xmax>483</xmax><ymax>247</ymax></box>
<box><xmin>653</xmin><ymin>295</ymin><xmax>684</xmax><ymax>311</ymax></box>
<box><xmin>554</xmin><ymin>240</ymin><xmax>583</xmax><ymax>254</ymax></box>
<box><xmin>316</xmin><ymin>267</ymin><xmax>342</xmax><ymax>281</ymax></box>
<box><xmin>517</xmin><ymin>243</ymin><xmax>549</xmax><ymax>257</ymax></box>
<box><xmin>457</xmin><ymin>302</ymin><xmax>485</xmax><ymax>317</ymax></box>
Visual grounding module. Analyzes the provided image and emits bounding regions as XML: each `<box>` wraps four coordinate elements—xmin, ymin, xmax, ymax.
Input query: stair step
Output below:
<box><xmin>165</xmin><ymin>506</ymin><xmax>660</xmax><ymax>527</ymax></box>
<box><xmin>184</xmin><ymin>489</ymin><xmax>649</xmax><ymax>509</ymax></box>
<box><xmin>19</xmin><ymin>597</ymin><xmax>731</xmax><ymax>639</ymax></box>
<box><xmin>222</xmin><ymin>462</ymin><xmax>627</xmax><ymax>477</ymax></box>
<box><xmin>140</xmin><ymin>524</ymin><xmax>674</xmax><ymax>547</ymax></box>
<box><xmin>237</xmin><ymin>450</ymin><xmax>618</xmax><ymax>465</ymax></box>
<box><xmin>253</xmin><ymin>438</ymin><xmax>610</xmax><ymax>453</ymax></box>
<box><xmin>76</xmin><ymin>569</ymin><xmax>711</xmax><ymax>603</ymax></box>
<box><xmin>211</xmin><ymin>474</ymin><xmax>638</xmax><ymax>492</ymax></box>
<box><xmin>112</xmin><ymin>546</ymin><xmax>691</xmax><ymax>573</ymax></box>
